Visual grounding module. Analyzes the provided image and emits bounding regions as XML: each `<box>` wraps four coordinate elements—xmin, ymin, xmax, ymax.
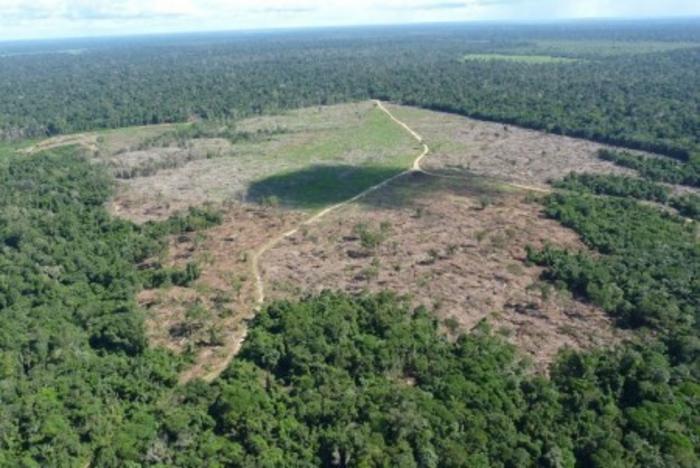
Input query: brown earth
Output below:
<box><xmin>384</xmin><ymin>103</ymin><xmax>638</xmax><ymax>188</ymax></box>
<box><xmin>384</xmin><ymin>103</ymin><xmax>697</xmax><ymax>198</ymax></box>
<box><xmin>137</xmin><ymin>202</ymin><xmax>305</xmax><ymax>383</ymax></box>
<box><xmin>261</xmin><ymin>174</ymin><xmax>624</xmax><ymax>371</ymax></box>
<box><xmin>100</xmin><ymin>101</ymin><xmax>644</xmax><ymax>377</ymax></box>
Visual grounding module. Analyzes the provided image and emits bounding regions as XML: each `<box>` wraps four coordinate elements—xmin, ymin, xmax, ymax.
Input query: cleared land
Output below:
<box><xmin>462</xmin><ymin>53</ymin><xmax>578</xmax><ymax>64</ymax></box>
<box><xmin>107</xmin><ymin>102</ymin><xmax>420</xmax><ymax>221</ymax></box>
<box><xmin>383</xmin><ymin>103</ymin><xmax>643</xmax><ymax>188</ymax></box>
<box><xmin>520</xmin><ymin>40</ymin><xmax>700</xmax><ymax>57</ymax></box>
<box><xmin>129</xmin><ymin>101</ymin><xmax>639</xmax><ymax>377</ymax></box>
<box><xmin>383</xmin><ymin>104</ymin><xmax>699</xmax><ymax>199</ymax></box>
<box><xmin>138</xmin><ymin>203</ymin><xmax>305</xmax><ymax>383</ymax></box>
<box><xmin>261</xmin><ymin>174</ymin><xmax>624</xmax><ymax>371</ymax></box>
<box><xmin>132</xmin><ymin>102</ymin><xmax>420</xmax><ymax>381</ymax></box>
<box><xmin>22</xmin><ymin>100</ymin><xmax>663</xmax><ymax>376</ymax></box>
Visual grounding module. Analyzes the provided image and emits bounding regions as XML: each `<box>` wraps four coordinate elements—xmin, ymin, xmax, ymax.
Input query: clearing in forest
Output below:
<box><xmin>108</xmin><ymin>102</ymin><xmax>420</xmax><ymax>221</ymax></box>
<box><xmin>28</xmin><ymin>100</ymin><xmax>667</xmax><ymax>378</ymax></box>
<box><xmin>260</xmin><ymin>173</ymin><xmax>624</xmax><ymax>371</ymax></box>
<box><xmin>130</xmin><ymin>101</ymin><xmax>645</xmax><ymax>379</ymax></box>
<box><xmin>462</xmin><ymin>53</ymin><xmax>578</xmax><ymax>64</ymax></box>
<box><xmin>382</xmin><ymin>103</ymin><xmax>643</xmax><ymax>188</ymax></box>
<box><xmin>523</xmin><ymin>40</ymin><xmax>700</xmax><ymax>57</ymax></box>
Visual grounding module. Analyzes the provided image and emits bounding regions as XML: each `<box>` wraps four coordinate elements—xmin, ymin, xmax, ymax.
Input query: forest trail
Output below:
<box><xmin>252</xmin><ymin>99</ymin><xmax>430</xmax><ymax>307</ymax></box>
<box><xmin>21</xmin><ymin>133</ymin><xmax>99</xmax><ymax>155</ymax></box>
<box><xmin>252</xmin><ymin>101</ymin><xmax>430</xmax><ymax>306</ymax></box>
<box><xmin>192</xmin><ymin>100</ymin><xmax>551</xmax><ymax>383</ymax></box>
<box><xmin>376</xmin><ymin>100</ymin><xmax>551</xmax><ymax>193</ymax></box>
<box><xmin>191</xmin><ymin>101</ymin><xmax>429</xmax><ymax>383</ymax></box>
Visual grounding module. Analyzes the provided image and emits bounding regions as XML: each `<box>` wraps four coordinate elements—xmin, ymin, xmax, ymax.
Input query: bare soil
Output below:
<box><xmin>138</xmin><ymin>202</ymin><xmax>304</xmax><ymax>383</ymax></box>
<box><xmin>102</xmin><ymin>101</ymin><xmax>640</xmax><ymax>377</ymax></box>
<box><xmin>261</xmin><ymin>174</ymin><xmax>624</xmax><ymax>371</ymax></box>
<box><xmin>385</xmin><ymin>104</ymin><xmax>637</xmax><ymax>188</ymax></box>
<box><xmin>108</xmin><ymin>101</ymin><xmax>418</xmax><ymax>222</ymax></box>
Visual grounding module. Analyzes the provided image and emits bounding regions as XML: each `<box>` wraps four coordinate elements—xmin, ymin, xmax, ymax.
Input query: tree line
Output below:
<box><xmin>1</xmin><ymin>22</ymin><xmax>699</xmax><ymax>160</ymax></box>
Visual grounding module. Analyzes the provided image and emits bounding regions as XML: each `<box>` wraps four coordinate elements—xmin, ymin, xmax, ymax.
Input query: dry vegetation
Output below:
<box><xmin>261</xmin><ymin>174</ymin><xmax>624</xmax><ymax>370</ymax></box>
<box><xmin>138</xmin><ymin>203</ymin><xmax>305</xmax><ymax>382</ymax></box>
<box><xmin>106</xmin><ymin>101</ymin><xmax>418</xmax><ymax>222</ymax></box>
<box><xmin>22</xmin><ymin>101</ymin><xmax>639</xmax><ymax>373</ymax></box>
<box><xmin>111</xmin><ymin>101</ymin><xmax>633</xmax><ymax>373</ymax></box>
<box><xmin>384</xmin><ymin>103</ymin><xmax>640</xmax><ymax>188</ymax></box>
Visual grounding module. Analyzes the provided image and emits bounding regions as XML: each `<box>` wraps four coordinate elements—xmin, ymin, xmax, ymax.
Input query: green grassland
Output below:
<box><xmin>246</xmin><ymin>105</ymin><xmax>421</xmax><ymax>209</ymax></box>
<box><xmin>528</xmin><ymin>40</ymin><xmax>700</xmax><ymax>57</ymax></box>
<box><xmin>107</xmin><ymin>102</ymin><xmax>420</xmax><ymax>217</ymax></box>
<box><xmin>462</xmin><ymin>53</ymin><xmax>578</xmax><ymax>64</ymax></box>
<box><xmin>462</xmin><ymin>41</ymin><xmax>700</xmax><ymax>64</ymax></box>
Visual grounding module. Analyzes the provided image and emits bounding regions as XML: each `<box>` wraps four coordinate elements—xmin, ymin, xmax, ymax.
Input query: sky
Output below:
<box><xmin>1</xmin><ymin>0</ymin><xmax>699</xmax><ymax>41</ymax></box>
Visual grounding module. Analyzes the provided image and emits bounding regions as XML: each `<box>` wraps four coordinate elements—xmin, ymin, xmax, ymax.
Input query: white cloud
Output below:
<box><xmin>0</xmin><ymin>1</ymin><xmax>698</xmax><ymax>40</ymax></box>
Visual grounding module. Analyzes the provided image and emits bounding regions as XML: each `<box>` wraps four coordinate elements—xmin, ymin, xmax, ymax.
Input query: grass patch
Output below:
<box><xmin>247</xmin><ymin>106</ymin><xmax>418</xmax><ymax>210</ymax></box>
<box><xmin>462</xmin><ymin>53</ymin><xmax>578</xmax><ymax>64</ymax></box>
<box><xmin>527</xmin><ymin>40</ymin><xmax>700</xmax><ymax>57</ymax></box>
<box><xmin>269</xmin><ymin>106</ymin><xmax>417</xmax><ymax>167</ymax></box>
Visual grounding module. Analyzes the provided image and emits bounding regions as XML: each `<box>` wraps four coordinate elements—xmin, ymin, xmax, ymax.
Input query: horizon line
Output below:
<box><xmin>1</xmin><ymin>15</ymin><xmax>699</xmax><ymax>45</ymax></box>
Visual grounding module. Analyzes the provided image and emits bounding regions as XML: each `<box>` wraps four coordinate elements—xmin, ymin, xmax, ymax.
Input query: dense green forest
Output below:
<box><xmin>149</xmin><ymin>293</ymin><xmax>698</xmax><ymax>466</ymax></box>
<box><xmin>528</xmin><ymin>194</ymin><xmax>698</xmax><ymax>332</ymax></box>
<box><xmin>0</xmin><ymin>149</ymin><xmax>221</xmax><ymax>465</ymax></box>
<box><xmin>1</xmin><ymin>21</ymin><xmax>699</xmax><ymax>159</ymax></box>
<box><xmin>1</xmin><ymin>145</ymin><xmax>698</xmax><ymax>466</ymax></box>
<box><xmin>553</xmin><ymin>172</ymin><xmax>670</xmax><ymax>203</ymax></box>
<box><xmin>671</xmin><ymin>194</ymin><xmax>700</xmax><ymax>220</ymax></box>
<box><xmin>1</xmin><ymin>20</ymin><xmax>700</xmax><ymax>466</ymax></box>
<box><xmin>552</xmin><ymin>172</ymin><xmax>700</xmax><ymax>220</ymax></box>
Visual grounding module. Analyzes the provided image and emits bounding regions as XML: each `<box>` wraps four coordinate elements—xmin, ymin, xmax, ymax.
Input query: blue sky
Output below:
<box><xmin>1</xmin><ymin>1</ymin><xmax>699</xmax><ymax>40</ymax></box>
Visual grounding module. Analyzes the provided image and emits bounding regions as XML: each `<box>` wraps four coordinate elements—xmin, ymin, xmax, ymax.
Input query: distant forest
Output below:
<box><xmin>2</xmin><ymin>21</ymin><xmax>700</xmax><ymax>466</ymax></box>
<box><xmin>1</xmin><ymin>21</ymin><xmax>699</xmax><ymax>160</ymax></box>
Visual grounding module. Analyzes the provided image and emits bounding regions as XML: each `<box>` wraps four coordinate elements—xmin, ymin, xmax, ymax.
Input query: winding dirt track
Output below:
<box><xmin>190</xmin><ymin>100</ymin><xmax>552</xmax><ymax>383</ymax></box>
<box><xmin>252</xmin><ymin>100</ymin><xmax>429</xmax><ymax>306</ymax></box>
<box><xmin>192</xmin><ymin>101</ymin><xmax>430</xmax><ymax>382</ymax></box>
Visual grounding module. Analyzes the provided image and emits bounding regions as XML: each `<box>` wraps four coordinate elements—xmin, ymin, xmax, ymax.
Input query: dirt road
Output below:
<box><xmin>184</xmin><ymin>100</ymin><xmax>553</xmax><ymax>383</ymax></box>
<box><xmin>187</xmin><ymin>101</ymin><xmax>430</xmax><ymax>383</ymax></box>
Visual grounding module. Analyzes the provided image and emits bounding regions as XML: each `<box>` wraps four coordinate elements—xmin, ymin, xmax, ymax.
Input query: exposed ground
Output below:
<box><xmin>135</xmin><ymin>101</ymin><xmax>630</xmax><ymax>378</ymax></box>
<box><xmin>107</xmin><ymin>101</ymin><xmax>419</xmax><ymax>222</ymax></box>
<box><xmin>261</xmin><ymin>174</ymin><xmax>624</xmax><ymax>371</ymax></box>
<box><xmin>21</xmin><ymin>100</ymin><xmax>650</xmax><ymax>378</ymax></box>
<box><xmin>383</xmin><ymin>103</ymin><xmax>640</xmax><ymax>189</ymax></box>
<box><xmin>138</xmin><ymin>202</ymin><xmax>305</xmax><ymax>383</ymax></box>
<box><xmin>384</xmin><ymin>104</ymin><xmax>699</xmax><ymax>199</ymax></box>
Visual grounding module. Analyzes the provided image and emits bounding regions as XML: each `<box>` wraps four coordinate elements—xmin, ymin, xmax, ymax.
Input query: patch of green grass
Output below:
<box><xmin>462</xmin><ymin>53</ymin><xmax>578</xmax><ymax>64</ymax></box>
<box><xmin>276</xmin><ymin>107</ymin><xmax>417</xmax><ymax>167</ymax></box>
<box><xmin>517</xmin><ymin>40</ymin><xmax>699</xmax><ymax>58</ymax></box>
<box><xmin>247</xmin><ymin>106</ymin><xmax>418</xmax><ymax>210</ymax></box>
